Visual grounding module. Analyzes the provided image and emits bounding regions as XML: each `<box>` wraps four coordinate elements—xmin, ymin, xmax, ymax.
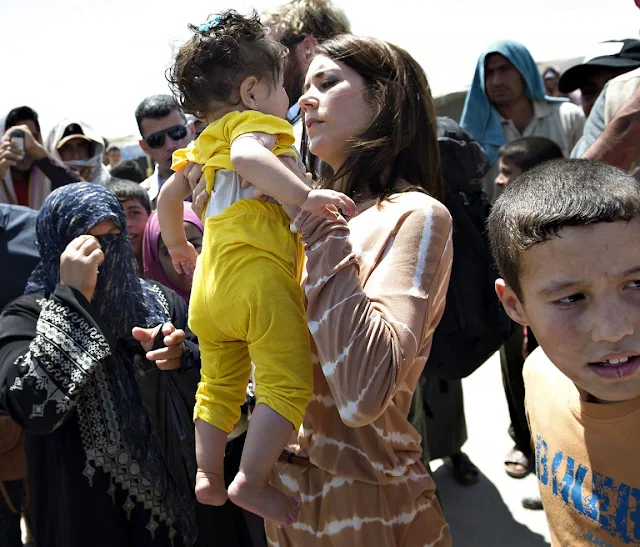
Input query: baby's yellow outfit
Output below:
<box><xmin>172</xmin><ymin>111</ymin><xmax>312</xmax><ymax>433</ymax></box>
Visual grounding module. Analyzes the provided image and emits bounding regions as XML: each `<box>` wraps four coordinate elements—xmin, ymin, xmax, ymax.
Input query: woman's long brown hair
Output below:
<box><xmin>302</xmin><ymin>35</ymin><xmax>443</xmax><ymax>203</ymax></box>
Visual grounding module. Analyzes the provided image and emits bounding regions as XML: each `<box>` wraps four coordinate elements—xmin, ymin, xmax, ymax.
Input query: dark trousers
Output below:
<box><xmin>499</xmin><ymin>327</ymin><xmax>532</xmax><ymax>454</ymax></box>
<box><xmin>0</xmin><ymin>479</ymin><xmax>24</xmax><ymax>547</ymax></box>
<box><xmin>424</xmin><ymin>377</ymin><xmax>467</xmax><ymax>461</ymax></box>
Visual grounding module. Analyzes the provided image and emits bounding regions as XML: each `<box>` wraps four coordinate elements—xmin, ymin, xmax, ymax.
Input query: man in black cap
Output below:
<box><xmin>44</xmin><ymin>119</ymin><xmax>111</xmax><ymax>185</ymax></box>
<box><xmin>559</xmin><ymin>39</ymin><xmax>640</xmax><ymax>116</ymax></box>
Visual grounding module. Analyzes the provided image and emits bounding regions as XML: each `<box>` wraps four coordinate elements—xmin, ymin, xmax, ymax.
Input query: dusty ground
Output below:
<box><xmin>430</xmin><ymin>353</ymin><xmax>551</xmax><ymax>546</ymax></box>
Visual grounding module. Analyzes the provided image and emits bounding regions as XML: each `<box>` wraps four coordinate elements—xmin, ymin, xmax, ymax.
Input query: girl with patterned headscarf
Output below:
<box><xmin>0</xmin><ymin>183</ymin><xmax>200</xmax><ymax>546</ymax></box>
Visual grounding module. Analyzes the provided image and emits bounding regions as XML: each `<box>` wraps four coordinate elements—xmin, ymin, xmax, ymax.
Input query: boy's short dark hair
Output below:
<box><xmin>498</xmin><ymin>137</ymin><xmax>564</xmax><ymax>173</ymax></box>
<box><xmin>107</xmin><ymin>146</ymin><xmax>120</xmax><ymax>154</ymax></box>
<box><xmin>105</xmin><ymin>178</ymin><xmax>152</xmax><ymax>215</ymax></box>
<box><xmin>166</xmin><ymin>10</ymin><xmax>287</xmax><ymax>117</ymax></box>
<box><xmin>489</xmin><ymin>159</ymin><xmax>640</xmax><ymax>298</ymax></box>
<box><xmin>110</xmin><ymin>160</ymin><xmax>146</xmax><ymax>184</ymax></box>
<box><xmin>135</xmin><ymin>94</ymin><xmax>186</xmax><ymax>135</ymax></box>
<box><xmin>5</xmin><ymin>106</ymin><xmax>41</xmax><ymax>133</ymax></box>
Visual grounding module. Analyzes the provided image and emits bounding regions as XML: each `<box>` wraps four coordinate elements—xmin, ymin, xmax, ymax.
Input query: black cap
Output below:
<box><xmin>61</xmin><ymin>123</ymin><xmax>84</xmax><ymax>139</ymax></box>
<box><xmin>56</xmin><ymin>123</ymin><xmax>92</xmax><ymax>149</ymax></box>
<box><xmin>559</xmin><ymin>39</ymin><xmax>640</xmax><ymax>93</ymax></box>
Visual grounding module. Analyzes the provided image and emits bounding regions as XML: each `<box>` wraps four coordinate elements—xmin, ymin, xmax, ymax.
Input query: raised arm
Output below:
<box><xmin>296</xmin><ymin>198</ymin><xmax>453</xmax><ymax>427</ymax></box>
<box><xmin>231</xmin><ymin>133</ymin><xmax>355</xmax><ymax>218</ymax></box>
<box><xmin>231</xmin><ymin>132</ymin><xmax>310</xmax><ymax>206</ymax></box>
<box><xmin>0</xmin><ymin>285</ymin><xmax>113</xmax><ymax>433</ymax></box>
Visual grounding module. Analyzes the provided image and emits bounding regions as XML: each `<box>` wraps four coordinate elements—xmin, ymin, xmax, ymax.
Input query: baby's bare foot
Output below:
<box><xmin>195</xmin><ymin>470</ymin><xmax>228</xmax><ymax>506</ymax></box>
<box><xmin>228</xmin><ymin>471</ymin><xmax>301</xmax><ymax>525</ymax></box>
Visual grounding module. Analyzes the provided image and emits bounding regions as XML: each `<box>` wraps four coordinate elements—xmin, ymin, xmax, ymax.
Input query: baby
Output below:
<box><xmin>157</xmin><ymin>11</ymin><xmax>354</xmax><ymax>525</ymax></box>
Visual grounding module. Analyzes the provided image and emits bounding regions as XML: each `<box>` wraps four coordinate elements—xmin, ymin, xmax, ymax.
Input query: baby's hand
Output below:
<box><xmin>300</xmin><ymin>189</ymin><xmax>356</xmax><ymax>220</ymax></box>
<box><xmin>168</xmin><ymin>241</ymin><xmax>199</xmax><ymax>276</ymax></box>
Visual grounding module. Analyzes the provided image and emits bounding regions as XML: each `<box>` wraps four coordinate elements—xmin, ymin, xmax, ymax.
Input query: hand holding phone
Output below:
<box><xmin>10</xmin><ymin>129</ymin><xmax>25</xmax><ymax>161</ymax></box>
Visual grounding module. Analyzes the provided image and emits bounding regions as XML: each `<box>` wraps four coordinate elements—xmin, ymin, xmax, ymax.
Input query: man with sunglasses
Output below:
<box><xmin>136</xmin><ymin>94</ymin><xmax>194</xmax><ymax>209</ymax></box>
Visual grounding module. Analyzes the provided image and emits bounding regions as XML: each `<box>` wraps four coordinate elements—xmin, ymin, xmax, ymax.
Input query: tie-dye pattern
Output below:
<box><xmin>267</xmin><ymin>192</ymin><xmax>453</xmax><ymax>546</ymax></box>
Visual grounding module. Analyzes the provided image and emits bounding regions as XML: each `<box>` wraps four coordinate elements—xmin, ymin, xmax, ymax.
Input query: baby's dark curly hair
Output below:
<box><xmin>167</xmin><ymin>11</ymin><xmax>288</xmax><ymax>118</ymax></box>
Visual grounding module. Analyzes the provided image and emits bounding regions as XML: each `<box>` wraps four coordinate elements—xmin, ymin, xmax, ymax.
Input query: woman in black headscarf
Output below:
<box><xmin>0</xmin><ymin>183</ymin><xmax>200</xmax><ymax>546</ymax></box>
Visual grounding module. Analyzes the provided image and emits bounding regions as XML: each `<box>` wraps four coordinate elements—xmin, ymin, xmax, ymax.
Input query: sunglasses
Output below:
<box><xmin>144</xmin><ymin>124</ymin><xmax>188</xmax><ymax>149</ymax></box>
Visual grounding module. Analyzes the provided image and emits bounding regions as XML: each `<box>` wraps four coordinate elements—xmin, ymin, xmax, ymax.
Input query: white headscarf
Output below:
<box><xmin>0</xmin><ymin>117</ymin><xmax>51</xmax><ymax>209</ymax></box>
<box><xmin>45</xmin><ymin>119</ymin><xmax>111</xmax><ymax>185</ymax></box>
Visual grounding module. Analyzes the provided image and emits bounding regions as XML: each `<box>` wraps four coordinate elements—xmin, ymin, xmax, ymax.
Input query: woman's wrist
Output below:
<box><xmin>292</xmin><ymin>209</ymin><xmax>348</xmax><ymax>247</ymax></box>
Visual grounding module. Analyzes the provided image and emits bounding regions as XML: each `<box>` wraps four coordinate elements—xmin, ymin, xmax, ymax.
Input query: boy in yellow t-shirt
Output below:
<box><xmin>156</xmin><ymin>11</ymin><xmax>354</xmax><ymax>525</ymax></box>
<box><xmin>489</xmin><ymin>158</ymin><xmax>640</xmax><ymax>546</ymax></box>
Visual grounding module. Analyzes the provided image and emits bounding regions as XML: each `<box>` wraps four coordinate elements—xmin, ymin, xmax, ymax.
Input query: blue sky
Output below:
<box><xmin>2</xmin><ymin>0</ymin><xmax>637</xmax><ymax>139</ymax></box>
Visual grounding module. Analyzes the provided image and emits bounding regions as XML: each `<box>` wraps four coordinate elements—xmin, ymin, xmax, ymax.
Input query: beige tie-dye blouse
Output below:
<box><xmin>291</xmin><ymin>190</ymin><xmax>453</xmax><ymax>485</ymax></box>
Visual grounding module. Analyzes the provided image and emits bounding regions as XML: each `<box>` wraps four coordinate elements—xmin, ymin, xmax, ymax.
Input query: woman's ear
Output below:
<box><xmin>496</xmin><ymin>278</ymin><xmax>528</xmax><ymax>326</ymax></box>
<box><xmin>239</xmin><ymin>76</ymin><xmax>260</xmax><ymax>110</ymax></box>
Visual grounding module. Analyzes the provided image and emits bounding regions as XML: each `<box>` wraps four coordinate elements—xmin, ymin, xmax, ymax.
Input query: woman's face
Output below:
<box><xmin>89</xmin><ymin>219</ymin><xmax>121</xmax><ymax>237</ymax></box>
<box><xmin>298</xmin><ymin>55</ymin><xmax>374</xmax><ymax>171</ymax></box>
<box><xmin>158</xmin><ymin>221</ymin><xmax>203</xmax><ymax>292</ymax></box>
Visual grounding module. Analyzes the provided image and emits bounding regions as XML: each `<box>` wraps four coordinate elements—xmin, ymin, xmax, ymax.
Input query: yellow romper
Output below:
<box><xmin>172</xmin><ymin>111</ymin><xmax>313</xmax><ymax>433</ymax></box>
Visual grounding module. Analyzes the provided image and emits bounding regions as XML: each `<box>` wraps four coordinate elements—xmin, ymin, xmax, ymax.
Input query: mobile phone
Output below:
<box><xmin>10</xmin><ymin>129</ymin><xmax>25</xmax><ymax>160</ymax></box>
<box><xmin>151</xmin><ymin>328</ymin><xmax>166</xmax><ymax>351</ymax></box>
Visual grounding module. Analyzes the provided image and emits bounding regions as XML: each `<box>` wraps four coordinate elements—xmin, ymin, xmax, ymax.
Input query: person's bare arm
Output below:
<box><xmin>186</xmin><ymin>155</ymin><xmax>299</xmax><ymax>218</ymax></box>
<box><xmin>230</xmin><ymin>133</ymin><xmax>310</xmax><ymax>206</ymax></box>
<box><xmin>583</xmin><ymin>86</ymin><xmax>640</xmax><ymax>170</ymax></box>
<box><xmin>156</xmin><ymin>171</ymin><xmax>198</xmax><ymax>275</ymax></box>
<box><xmin>231</xmin><ymin>133</ymin><xmax>355</xmax><ymax>218</ymax></box>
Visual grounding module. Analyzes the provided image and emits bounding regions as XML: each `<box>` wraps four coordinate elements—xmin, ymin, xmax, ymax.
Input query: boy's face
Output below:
<box><xmin>497</xmin><ymin>219</ymin><xmax>640</xmax><ymax>403</ymax></box>
<box><xmin>120</xmin><ymin>198</ymin><xmax>150</xmax><ymax>259</ymax></box>
<box><xmin>495</xmin><ymin>157</ymin><xmax>523</xmax><ymax>189</ymax></box>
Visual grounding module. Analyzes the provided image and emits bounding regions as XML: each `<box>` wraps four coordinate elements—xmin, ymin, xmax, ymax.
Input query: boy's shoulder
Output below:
<box><xmin>523</xmin><ymin>346</ymin><xmax>575</xmax><ymax>413</ymax></box>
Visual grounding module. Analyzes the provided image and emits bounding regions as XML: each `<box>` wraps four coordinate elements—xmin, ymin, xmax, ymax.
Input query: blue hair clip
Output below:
<box><xmin>198</xmin><ymin>16</ymin><xmax>221</xmax><ymax>33</ymax></box>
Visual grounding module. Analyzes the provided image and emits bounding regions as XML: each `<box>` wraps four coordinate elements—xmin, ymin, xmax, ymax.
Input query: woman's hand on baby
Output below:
<box><xmin>168</xmin><ymin>241</ymin><xmax>199</xmax><ymax>276</ymax></box>
<box><xmin>132</xmin><ymin>322</ymin><xmax>185</xmax><ymax>371</ymax></box>
<box><xmin>184</xmin><ymin>161</ymin><xmax>208</xmax><ymax>218</ymax></box>
<box><xmin>300</xmin><ymin>189</ymin><xmax>356</xmax><ymax>220</ymax></box>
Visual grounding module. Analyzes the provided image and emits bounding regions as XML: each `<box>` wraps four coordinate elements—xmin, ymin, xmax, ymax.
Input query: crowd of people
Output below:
<box><xmin>2</xmin><ymin>0</ymin><xmax>640</xmax><ymax>546</ymax></box>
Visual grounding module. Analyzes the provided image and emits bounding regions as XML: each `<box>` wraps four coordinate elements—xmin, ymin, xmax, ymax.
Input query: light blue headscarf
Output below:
<box><xmin>460</xmin><ymin>40</ymin><xmax>566</xmax><ymax>165</ymax></box>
